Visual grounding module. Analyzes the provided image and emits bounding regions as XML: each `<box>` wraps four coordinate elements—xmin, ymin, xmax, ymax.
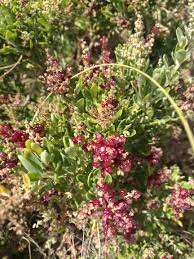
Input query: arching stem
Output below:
<box><xmin>33</xmin><ymin>63</ymin><xmax>194</xmax><ymax>154</ymax></box>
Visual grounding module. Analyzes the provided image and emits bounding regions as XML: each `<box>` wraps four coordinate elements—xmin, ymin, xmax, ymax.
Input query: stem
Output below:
<box><xmin>31</xmin><ymin>92</ymin><xmax>53</xmax><ymax>125</ymax></box>
<box><xmin>0</xmin><ymin>55</ymin><xmax>23</xmax><ymax>80</ymax></box>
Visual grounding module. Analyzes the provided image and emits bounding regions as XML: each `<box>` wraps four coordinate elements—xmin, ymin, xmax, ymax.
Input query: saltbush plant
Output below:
<box><xmin>0</xmin><ymin>1</ymin><xmax>194</xmax><ymax>258</ymax></box>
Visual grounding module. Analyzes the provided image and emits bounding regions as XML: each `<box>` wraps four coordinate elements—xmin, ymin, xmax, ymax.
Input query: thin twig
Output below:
<box><xmin>97</xmin><ymin>222</ymin><xmax>101</xmax><ymax>259</ymax></box>
<box><xmin>22</xmin><ymin>236</ymin><xmax>32</xmax><ymax>259</ymax></box>
<box><xmin>22</xmin><ymin>234</ymin><xmax>47</xmax><ymax>258</ymax></box>
<box><xmin>0</xmin><ymin>55</ymin><xmax>23</xmax><ymax>80</ymax></box>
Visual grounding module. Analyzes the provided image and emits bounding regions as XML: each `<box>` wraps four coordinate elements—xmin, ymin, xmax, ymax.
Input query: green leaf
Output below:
<box><xmin>25</xmin><ymin>139</ymin><xmax>33</xmax><ymax>151</ymax></box>
<box><xmin>5</xmin><ymin>30</ymin><xmax>17</xmax><ymax>42</ymax></box>
<box><xmin>63</xmin><ymin>136</ymin><xmax>69</xmax><ymax>148</ymax></box>
<box><xmin>75</xmin><ymin>17</ymin><xmax>90</xmax><ymax>30</ymax></box>
<box><xmin>76</xmin><ymin>174</ymin><xmax>85</xmax><ymax>183</ymax></box>
<box><xmin>174</xmin><ymin>50</ymin><xmax>187</xmax><ymax>66</ymax></box>
<box><xmin>114</xmin><ymin>108</ymin><xmax>123</xmax><ymax>121</ymax></box>
<box><xmin>123</xmin><ymin>129</ymin><xmax>136</xmax><ymax>137</ymax></box>
<box><xmin>90</xmin><ymin>84</ymin><xmax>98</xmax><ymax>98</ymax></box>
<box><xmin>65</xmin><ymin>146</ymin><xmax>77</xmax><ymax>159</ymax></box>
<box><xmin>104</xmin><ymin>173</ymin><xmax>112</xmax><ymax>184</ymax></box>
<box><xmin>18</xmin><ymin>155</ymin><xmax>43</xmax><ymax>174</ymax></box>
<box><xmin>28</xmin><ymin>172</ymin><xmax>40</xmax><ymax>181</ymax></box>
<box><xmin>31</xmin><ymin>142</ymin><xmax>43</xmax><ymax>155</ymax></box>
<box><xmin>176</xmin><ymin>28</ymin><xmax>188</xmax><ymax>48</ymax></box>
<box><xmin>74</xmin><ymin>78</ymin><xmax>83</xmax><ymax>95</ymax></box>
<box><xmin>24</xmin><ymin>151</ymin><xmax>43</xmax><ymax>169</ymax></box>
<box><xmin>37</xmin><ymin>17</ymin><xmax>50</xmax><ymax>30</ymax></box>
<box><xmin>40</xmin><ymin>150</ymin><xmax>51</xmax><ymax>166</ymax></box>
<box><xmin>76</xmin><ymin>98</ymin><xmax>85</xmax><ymax>111</ymax></box>
<box><xmin>117</xmin><ymin>119</ymin><xmax>126</xmax><ymax>131</ymax></box>
<box><xmin>21</xmin><ymin>172</ymin><xmax>31</xmax><ymax>188</ymax></box>
<box><xmin>0</xmin><ymin>184</ymin><xmax>10</xmax><ymax>196</ymax></box>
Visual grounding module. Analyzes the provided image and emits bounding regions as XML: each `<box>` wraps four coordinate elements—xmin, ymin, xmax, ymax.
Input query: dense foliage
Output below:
<box><xmin>0</xmin><ymin>0</ymin><xmax>194</xmax><ymax>258</ymax></box>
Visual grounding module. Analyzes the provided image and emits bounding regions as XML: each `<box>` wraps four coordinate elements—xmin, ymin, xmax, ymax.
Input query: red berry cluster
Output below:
<box><xmin>30</xmin><ymin>124</ymin><xmax>45</xmax><ymax>139</ymax></box>
<box><xmin>100</xmin><ymin>36</ymin><xmax>110</xmax><ymax>64</ymax></box>
<box><xmin>0</xmin><ymin>151</ymin><xmax>18</xmax><ymax>170</ymax></box>
<box><xmin>0</xmin><ymin>124</ymin><xmax>29</xmax><ymax>148</ymax></box>
<box><xmin>0</xmin><ymin>123</ymin><xmax>45</xmax><ymax>171</ymax></box>
<box><xmin>0</xmin><ymin>94</ymin><xmax>10</xmax><ymax>104</ymax></box>
<box><xmin>115</xmin><ymin>16</ymin><xmax>129</xmax><ymax>29</ymax></box>
<box><xmin>38</xmin><ymin>188</ymin><xmax>60</xmax><ymax>206</ymax></box>
<box><xmin>87</xmin><ymin>133</ymin><xmax>132</xmax><ymax>176</ymax></box>
<box><xmin>84</xmin><ymin>2</ymin><xmax>102</xmax><ymax>16</ymax></box>
<box><xmin>100</xmin><ymin>79</ymin><xmax>115</xmax><ymax>89</ymax></box>
<box><xmin>81</xmin><ymin>36</ymin><xmax>115</xmax><ymax>89</ymax></box>
<box><xmin>148</xmin><ymin>167</ymin><xmax>170</xmax><ymax>188</ymax></box>
<box><xmin>165</xmin><ymin>184</ymin><xmax>194</xmax><ymax>218</ymax></box>
<box><xmin>145</xmin><ymin>25</ymin><xmax>160</xmax><ymax>43</ymax></box>
<box><xmin>147</xmin><ymin>145</ymin><xmax>163</xmax><ymax>165</ymax></box>
<box><xmin>159</xmin><ymin>253</ymin><xmax>173</xmax><ymax>259</ymax></box>
<box><xmin>82</xmin><ymin>51</ymin><xmax>92</xmax><ymax>66</ymax></box>
<box><xmin>72</xmin><ymin>134</ymin><xmax>87</xmax><ymax>150</ymax></box>
<box><xmin>101</xmin><ymin>96</ymin><xmax>118</xmax><ymax>108</ymax></box>
<box><xmin>89</xmin><ymin>184</ymin><xmax>141</xmax><ymax>241</ymax></box>
<box><xmin>41</xmin><ymin>51</ymin><xmax>72</xmax><ymax>95</ymax></box>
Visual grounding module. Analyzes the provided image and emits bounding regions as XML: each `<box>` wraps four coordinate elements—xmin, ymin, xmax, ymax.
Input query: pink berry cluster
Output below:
<box><xmin>87</xmin><ymin>133</ymin><xmax>132</xmax><ymax>176</ymax></box>
<box><xmin>148</xmin><ymin>167</ymin><xmax>171</xmax><ymax>188</ymax></box>
<box><xmin>88</xmin><ymin>184</ymin><xmax>141</xmax><ymax>241</ymax></box>
<box><xmin>147</xmin><ymin>145</ymin><xmax>163</xmax><ymax>165</ymax></box>
<box><xmin>41</xmin><ymin>51</ymin><xmax>72</xmax><ymax>95</ymax></box>
<box><xmin>0</xmin><ymin>124</ymin><xmax>29</xmax><ymax>148</ymax></box>
<box><xmin>165</xmin><ymin>184</ymin><xmax>194</xmax><ymax>218</ymax></box>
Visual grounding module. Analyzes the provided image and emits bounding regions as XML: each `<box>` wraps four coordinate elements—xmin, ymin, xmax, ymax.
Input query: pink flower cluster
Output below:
<box><xmin>89</xmin><ymin>184</ymin><xmax>141</xmax><ymax>241</ymax></box>
<box><xmin>165</xmin><ymin>184</ymin><xmax>194</xmax><ymax>218</ymax></box>
<box><xmin>148</xmin><ymin>167</ymin><xmax>171</xmax><ymax>188</ymax></box>
<box><xmin>147</xmin><ymin>145</ymin><xmax>163</xmax><ymax>165</ymax></box>
<box><xmin>87</xmin><ymin>133</ymin><xmax>132</xmax><ymax>176</ymax></box>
